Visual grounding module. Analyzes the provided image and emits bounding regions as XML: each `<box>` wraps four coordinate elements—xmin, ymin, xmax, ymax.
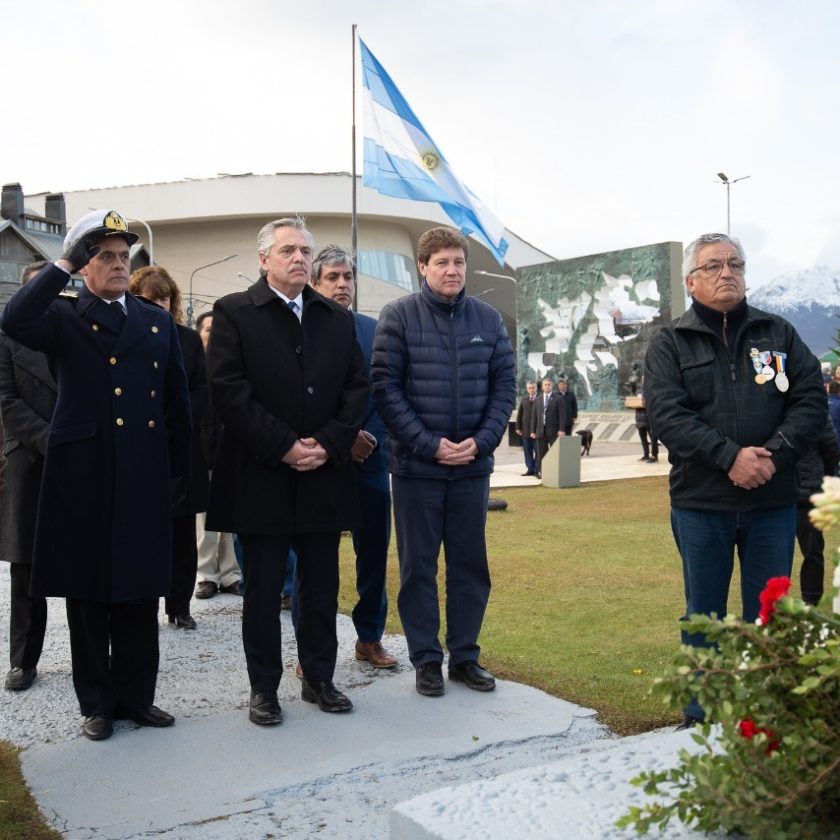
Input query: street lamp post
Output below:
<box><xmin>124</xmin><ymin>217</ymin><xmax>155</xmax><ymax>264</ymax></box>
<box><xmin>188</xmin><ymin>255</ymin><xmax>237</xmax><ymax>327</ymax></box>
<box><xmin>716</xmin><ymin>172</ymin><xmax>751</xmax><ymax>235</ymax></box>
<box><xmin>474</xmin><ymin>269</ymin><xmax>518</xmax><ymax>284</ymax></box>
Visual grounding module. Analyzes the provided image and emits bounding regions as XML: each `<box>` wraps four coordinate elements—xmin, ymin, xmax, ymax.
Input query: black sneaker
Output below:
<box><xmin>415</xmin><ymin>662</ymin><xmax>444</xmax><ymax>696</ymax></box>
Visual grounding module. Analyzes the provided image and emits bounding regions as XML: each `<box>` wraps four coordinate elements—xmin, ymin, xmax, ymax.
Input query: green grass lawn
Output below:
<box><xmin>338</xmin><ymin>475</ymin><xmax>840</xmax><ymax>735</ymax></box>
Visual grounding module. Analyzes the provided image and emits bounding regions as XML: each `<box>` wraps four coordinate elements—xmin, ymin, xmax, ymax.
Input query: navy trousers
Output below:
<box><xmin>351</xmin><ymin>467</ymin><xmax>391</xmax><ymax>643</ymax></box>
<box><xmin>392</xmin><ymin>474</ymin><xmax>491</xmax><ymax>668</ymax></box>
<box><xmin>65</xmin><ymin>597</ymin><xmax>159</xmax><ymax>716</ymax></box>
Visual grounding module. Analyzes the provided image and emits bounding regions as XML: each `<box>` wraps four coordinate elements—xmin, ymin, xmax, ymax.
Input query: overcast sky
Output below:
<box><xmin>4</xmin><ymin>0</ymin><xmax>838</xmax><ymax>289</ymax></box>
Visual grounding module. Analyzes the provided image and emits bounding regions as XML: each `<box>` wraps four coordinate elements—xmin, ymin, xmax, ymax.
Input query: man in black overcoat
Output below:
<box><xmin>206</xmin><ymin>218</ymin><xmax>367</xmax><ymax>725</ymax></box>
<box><xmin>0</xmin><ymin>261</ymin><xmax>56</xmax><ymax>691</ymax></box>
<box><xmin>0</xmin><ymin>210</ymin><xmax>191</xmax><ymax>741</ymax></box>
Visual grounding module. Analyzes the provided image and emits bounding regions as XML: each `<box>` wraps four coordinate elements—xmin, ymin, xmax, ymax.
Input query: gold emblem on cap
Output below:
<box><xmin>103</xmin><ymin>211</ymin><xmax>129</xmax><ymax>233</ymax></box>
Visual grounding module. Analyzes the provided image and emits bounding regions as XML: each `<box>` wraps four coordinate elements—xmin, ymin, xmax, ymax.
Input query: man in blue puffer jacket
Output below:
<box><xmin>371</xmin><ymin>227</ymin><xmax>515</xmax><ymax>698</ymax></box>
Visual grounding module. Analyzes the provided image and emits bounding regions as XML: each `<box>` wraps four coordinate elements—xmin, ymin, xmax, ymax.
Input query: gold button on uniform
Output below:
<box><xmin>110</xmin><ymin>357</ymin><xmax>117</xmax><ymax>365</ymax></box>
<box><xmin>153</xmin><ymin>361</ymin><xmax>159</xmax><ymax>369</ymax></box>
<box><xmin>151</xmin><ymin>326</ymin><xmax>159</xmax><ymax>334</ymax></box>
<box><xmin>150</xmin><ymin>390</ymin><xmax>156</xmax><ymax>398</ymax></box>
<box><xmin>148</xmin><ymin>420</ymin><xmax>156</xmax><ymax>428</ymax></box>
<box><xmin>92</xmin><ymin>324</ymin><xmax>100</xmax><ymax>332</ymax></box>
<box><xmin>116</xmin><ymin>418</ymin><xmax>124</xmax><ymax>427</ymax></box>
<box><xmin>114</xmin><ymin>387</ymin><xmax>122</xmax><ymax>396</ymax></box>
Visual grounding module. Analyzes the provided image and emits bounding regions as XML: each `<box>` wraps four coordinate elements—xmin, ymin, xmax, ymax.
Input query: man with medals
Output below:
<box><xmin>644</xmin><ymin>233</ymin><xmax>827</xmax><ymax>730</ymax></box>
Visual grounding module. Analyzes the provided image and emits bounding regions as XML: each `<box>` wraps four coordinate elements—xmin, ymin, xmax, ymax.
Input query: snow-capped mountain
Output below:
<box><xmin>749</xmin><ymin>266</ymin><xmax>840</xmax><ymax>358</ymax></box>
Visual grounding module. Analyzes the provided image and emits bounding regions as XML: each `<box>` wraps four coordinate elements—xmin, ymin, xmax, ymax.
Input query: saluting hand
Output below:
<box><xmin>60</xmin><ymin>231</ymin><xmax>103</xmax><ymax>273</ymax></box>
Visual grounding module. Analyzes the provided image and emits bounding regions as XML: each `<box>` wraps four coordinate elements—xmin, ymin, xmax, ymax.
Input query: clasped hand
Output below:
<box><xmin>728</xmin><ymin>446</ymin><xmax>775</xmax><ymax>490</ymax></box>
<box><xmin>434</xmin><ymin>437</ymin><xmax>478</xmax><ymax>465</ymax></box>
<box><xmin>283</xmin><ymin>438</ymin><xmax>328</xmax><ymax>471</ymax></box>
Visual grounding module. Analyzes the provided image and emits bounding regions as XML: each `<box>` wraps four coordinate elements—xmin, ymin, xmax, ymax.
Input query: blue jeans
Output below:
<box><xmin>670</xmin><ymin>505</ymin><xmax>795</xmax><ymax>719</ymax></box>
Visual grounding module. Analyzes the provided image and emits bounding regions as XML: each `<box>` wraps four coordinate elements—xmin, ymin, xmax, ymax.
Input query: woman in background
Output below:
<box><xmin>129</xmin><ymin>266</ymin><xmax>209</xmax><ymax>630</ymax></box>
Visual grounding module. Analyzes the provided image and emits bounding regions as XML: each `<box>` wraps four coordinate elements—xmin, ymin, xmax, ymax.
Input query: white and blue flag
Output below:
<box><xmin>360</xmin><ymin>39</ymin><xmax>509</xmax><ymax>266</ymax></box>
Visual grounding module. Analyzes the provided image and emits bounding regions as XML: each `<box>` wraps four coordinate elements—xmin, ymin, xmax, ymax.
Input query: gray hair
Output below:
<box><xmin>21</xmin><ymin>260</ymin><xmax>48</xmax><ymax>284</ymax></box>
<box><xmin>682</xmin><ymin>233</ymin><xmax>745</xmax><ymax>280</ymax></box>
<box><xmin>311</xmin><ymin>245</ymin><xmax>355</xmax><ymax>284</ymax></box>
<box><xmin>256</xmin><ymin>217</ymin><xmax>314</xmax><ymax>260</ymax></box>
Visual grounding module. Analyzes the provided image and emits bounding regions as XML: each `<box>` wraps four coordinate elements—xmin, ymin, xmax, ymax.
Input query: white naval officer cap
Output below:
<box><xmin>63</xmin><ymin>209</ymin><xmax>139</xmax><ymax>252</ymax></box>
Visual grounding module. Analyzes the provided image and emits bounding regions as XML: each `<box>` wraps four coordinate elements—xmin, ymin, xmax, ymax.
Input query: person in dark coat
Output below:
<box><xmin>795</xmin><ymin>417</ymin><xmax>840</xmax><ymax>605</ymax></box>
<box><xmin>309</xmin><ymin>245</ymin><xmax>397</xmax><ymax>670</ymax></box>
<box><xmin>557</xmin><ymin>379</ymin><xmax>578</xmax><ymax>436</ymax></box>
<box><xmin>0</xmin><ymin>261</ymin><xmax>56</xmax><ymax>691</ymax></box>
<box><xmin>130</xmin><ymin>266</ymin><xmax>210</xmax><ymax>630</ymax></box>
<box><xmin>206</xmin><ymin>218</ymin><xmax>367</xmax><ymax>725</ymax></box>
<box><xmin>0</xmin><ymin>209</ymin><xmax>191</xmax><ymax>741</ymax></box>
<box><xmin>515</xmin><ymin>381</ymin><xmax>540</xmax><ymax>476</ymax></box>
<box><xmin>534</xmin><ymin>376</ymin><xmax>565</xmax><ymax>481</ymax></box>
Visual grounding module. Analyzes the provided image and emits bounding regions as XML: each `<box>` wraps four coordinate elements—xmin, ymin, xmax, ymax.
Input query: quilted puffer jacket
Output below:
<box><xmin>371</xmin><ymin>282</ymin><xmax>515</xmax><ymax>480</ymax></box>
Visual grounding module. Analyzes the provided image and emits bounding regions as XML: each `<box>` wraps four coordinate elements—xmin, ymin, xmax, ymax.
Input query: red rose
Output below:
<box><xmin>738</xmin><ymin>718</ymin><xmax>780</xmax><ymax>754</ymax></box>
<box><xmin>758</xmin><ymin>576</ymin><xmax>792</xmax><ymax>625</ymax></box>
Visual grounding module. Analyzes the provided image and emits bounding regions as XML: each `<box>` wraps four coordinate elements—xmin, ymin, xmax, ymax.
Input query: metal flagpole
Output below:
<box><xmin>351</xmin><ymin>23</ymin><xmax>358</xmax><ymax>312</ymax></box>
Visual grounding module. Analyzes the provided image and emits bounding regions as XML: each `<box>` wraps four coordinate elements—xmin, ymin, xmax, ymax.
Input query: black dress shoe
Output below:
<box><xmin>249</xmin><ymin>690</ymin><xmax>283</xmax><ymax>725</ymax></box>
<box><xmin>675</xmin><ymin>715</ymin><xmax>703</xmax><ymax>731</ymax></box>
<box><xmin>83</xmin><ymin>715</ymin><xmax>114</xmax><ymax>741</ymax></box>
<box><xmin>448</xmin><ymin>661</ymin><xmax>496</xmax><ymax>692</ymax></box>
<box><xmin>301</xmin><ymin>679</ymin><xmax>353</xmax><ymax>713</ymax></box>
<box><xmin>521</xmin><ymin>470</ymin><xmax>535</xmax><ymax>476</ymax></box>
<box><xmin>415</xmin><ymin>662</ymin><xmax>444</xmax><ymax>697</ymax></box>
<box><xmin>4</xmin><ymin>666</ymin><xmax>36</xmax><ymax>691</ymax></box>
<box><xmin>124</xmin><ymin>705</ymin><xmax>175</xmax><ymax>727</ymax></box>
<box><xmin>168</xmin><ymin>614</ymin><xmax>197</xmax><ymax>630</ymax></box>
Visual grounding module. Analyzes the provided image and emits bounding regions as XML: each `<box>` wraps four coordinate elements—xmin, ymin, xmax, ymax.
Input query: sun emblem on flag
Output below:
<box><xmin>421</xmin><ymin>152</ymin><xmax>439</xmax><ymax>171</ymax></box>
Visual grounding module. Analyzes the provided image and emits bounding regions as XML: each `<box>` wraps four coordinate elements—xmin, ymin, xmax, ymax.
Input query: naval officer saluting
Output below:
<box><xmin>1</xmin><ymin>209</ymin><xmax>191</xmax><ymax>741</ymax></box>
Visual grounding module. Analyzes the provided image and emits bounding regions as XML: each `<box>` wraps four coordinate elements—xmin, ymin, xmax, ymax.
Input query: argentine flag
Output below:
<box><xmin>360</xmin><ymin>39</ymin><xmax>509</xmax><ymax>266</ymax></box>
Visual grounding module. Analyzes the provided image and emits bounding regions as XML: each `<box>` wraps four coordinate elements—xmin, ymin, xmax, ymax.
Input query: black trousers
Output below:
<box><xmin>9</xmin><ymin>563</ymin><xmax>47</xmax><ymax>669</ymax></box>
<box><xmin>796</xmin><ymin>503</ymin><xmax>825</xmax><ymax>605</ymax></box>
<box><xmin>65</xmin><ymin>597</ymin><xmax>159</xmax><ymax>716</ymax></box>
<box><xmin>239</xmin><ymin>532</ymin><xmax>340</xmax><ymax>691</ymax></box>
<box><xmin>166</xmin><ymin>514</ymin><xmax>198</xmax><ymax>617</ymax></box>
<box><xmin>637</xmin><ymin>427</ymin><xmax>659</xmax><ymax>458</ymax></box>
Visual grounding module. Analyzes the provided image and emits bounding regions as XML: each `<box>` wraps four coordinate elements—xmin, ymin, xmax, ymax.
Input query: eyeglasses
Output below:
<box><xmin>688</xmin><ymin>259</ymin><xmax>746</xmax><ymax>277</ymax></box>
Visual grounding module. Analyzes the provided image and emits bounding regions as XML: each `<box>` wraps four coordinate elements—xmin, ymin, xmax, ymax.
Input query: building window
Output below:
<box><xmin>357</xmin><ymin>250</ymin><xmax>417</xmax><ymax>292</ymax></box>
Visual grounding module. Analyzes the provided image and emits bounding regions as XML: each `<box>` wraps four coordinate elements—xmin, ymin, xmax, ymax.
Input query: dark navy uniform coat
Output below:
<box><xmin>0</xmin><ymin>264</ymin><xmax>191</xmax><ymax>603</ymax></box>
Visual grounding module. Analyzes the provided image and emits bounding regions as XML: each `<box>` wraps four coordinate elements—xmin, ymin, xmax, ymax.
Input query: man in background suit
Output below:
<box><xmin>1</xmin><ymin>210</ymin><xmax>191</xmax><ymax>741</ymax></box>
<box><xmin>310</xmin><ymin>245</ymin><xmax>397</xmax><ymax>669</ymax></box>
<box><xmin>515</xmin><ymin>381</ymin><xmax>540</xmax><ymax>477</ymax></box>
<box><xmin>0</xmin><ymin>261</ymin><xmax>56</xmax><ymax>692</ymax></box>
<box><xmin>206</xmin><ymin>218</ymin><xmax>367</xmax><ymax>725</ymax></box>
<box><xmin>558</xmin><ymin>379</ymin><xmax>578</xmax><ymax>436</ymax></box>
<box><xmin>538</xmin><ymin>377</ymin><xmax>565</xmax><ymax>469</ymax></box>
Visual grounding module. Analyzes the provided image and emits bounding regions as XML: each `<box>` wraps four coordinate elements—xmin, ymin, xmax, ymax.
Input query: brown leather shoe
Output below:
<box><xmin>355</xmin><ymin>640</ymin><xmax>398</xmax><ymax>669</ymax></box>
<box><xmin>195</xmin><ymin>581</ymin><xmax>218</xmax><ymax>599</ymax></box>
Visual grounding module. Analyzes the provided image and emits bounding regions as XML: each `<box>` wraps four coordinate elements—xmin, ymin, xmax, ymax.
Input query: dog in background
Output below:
<box><xmin>577</xmin><ymin>428</ymin><xmax>593</xmax><ymax>456</ymax></box>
